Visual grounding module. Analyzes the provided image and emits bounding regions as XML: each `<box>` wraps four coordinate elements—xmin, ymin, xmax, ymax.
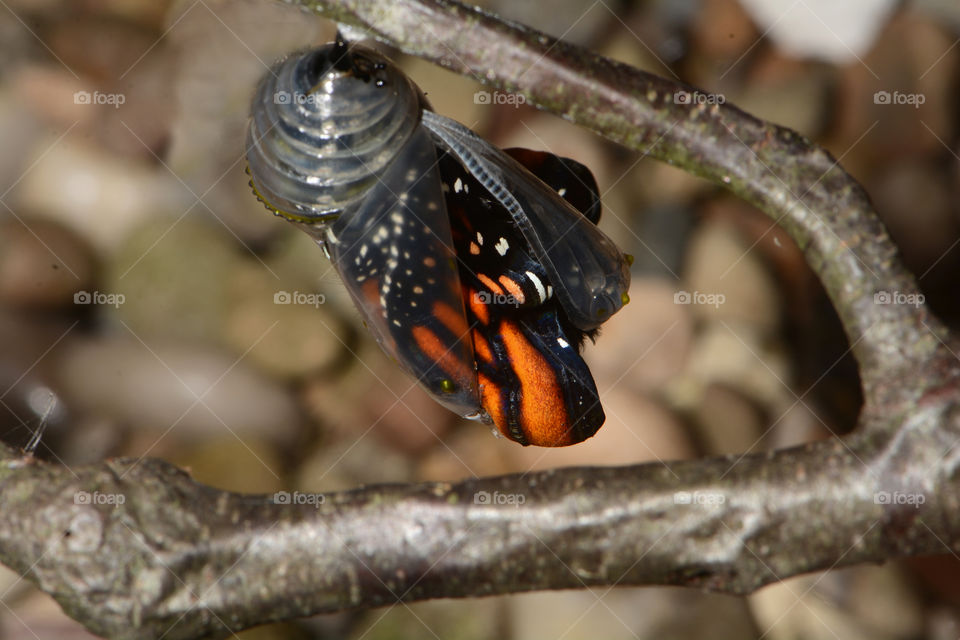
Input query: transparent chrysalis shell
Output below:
<box><xmin>246</xmin><ymin>40</ymin><xmax>423</xmax><ymax>224</ymax></box>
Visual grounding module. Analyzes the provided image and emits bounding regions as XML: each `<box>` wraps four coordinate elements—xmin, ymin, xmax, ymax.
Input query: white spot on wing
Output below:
<box><xmin>454</xmin><ymin>177</ymin><xmax>463</xmax><ymax>193</ymax></box>
<box><xmin>494</xmin><ymin>237</ymin><xmax>509</xmax><ymax>256</ymax></box>
<box><xmin>557</xmin><ymin>337</ymin><xmax>569</xmax><ymax>348</ymax></box>
<box><xmin>526</xmin><ymin>271</ymin><xmax>546</xmax><ymax>303</ymax></box>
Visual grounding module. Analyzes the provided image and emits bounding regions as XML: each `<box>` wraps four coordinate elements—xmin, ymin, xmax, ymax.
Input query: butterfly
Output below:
<box><xmin>246</xmin><ymin>38</ymin><xmax>632</xmax><ymax>446</ymax></box>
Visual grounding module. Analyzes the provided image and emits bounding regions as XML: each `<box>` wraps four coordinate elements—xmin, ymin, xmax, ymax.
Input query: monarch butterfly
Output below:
<box><xmin>246</xmin><ymin>36</ymin><xmax>631</xmax><ymax>446</ymax></box>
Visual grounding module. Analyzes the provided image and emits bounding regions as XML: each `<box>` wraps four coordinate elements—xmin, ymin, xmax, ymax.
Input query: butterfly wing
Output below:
<box><xmin>422</xmin><ymin>110</ymin><xmax>631</xmax><ymax>331</ymax></box>
<box><xmin>440</xmin><ymin>149</ymin><xmax>604</xmax><ymax>446</ymax></box>
<box><xmin>322</xmin><ymin>126</ymin><xmax>482</xmax><ymax>419</ymax></box>
<box><xmin>503</xmin><ymin>148</ymin><xmax>602</xmax><ymax>225</ymax></box>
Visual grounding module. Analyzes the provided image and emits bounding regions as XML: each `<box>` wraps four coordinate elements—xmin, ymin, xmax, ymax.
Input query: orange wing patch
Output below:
<box><xmin>475</xmin><ymin>273</ymin><xmax>504</xmax><ymax>296</ymax></box>
<box><xmin>472</xmin><ymin>329</ymin><xmax>494</xmax><ymax>364</ymax></box>
<box><xmin>478</xmin><ymin>372</ymin><xmax>506</xmax><ymax>432</ymax></box>
<box><xmin>432</xmin><ymin>300</ymin><xmax>469</xmax><ymax>339</ymax></box>
<box><xmin>466</xmin><ymin>287</ymin><xmax>490</xmax><ymax>325</ymax></box>
<box><xmin>497</xmin><ymin>275</ymin><xmax>525</xmax><ymax>305</ymax></box>
<box><xmin>496</xmin><ymin>319</ymin><xmax>575</xmax><ymax>447</ymax></box>
<box><xmin>411</xmin><ymin>325</ymin><xmax>473</xmax><ymax>393</ymax></box>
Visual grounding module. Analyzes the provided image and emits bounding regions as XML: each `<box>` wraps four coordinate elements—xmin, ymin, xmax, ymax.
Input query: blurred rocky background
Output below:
<box><xmin>0</xmin><ymin>0</ymin><xmax>958</xmax><ymax>638</ymax></box>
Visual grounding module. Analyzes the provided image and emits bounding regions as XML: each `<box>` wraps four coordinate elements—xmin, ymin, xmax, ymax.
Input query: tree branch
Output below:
<box><xmin>3</xmin><ymin>1</ymin><xmax>960</xmax><ymax>639</ymax></box>
<box><xmin>3</xmin><ymin>401</ymin><xmax>960</xmax><ymax>640</ymax></box>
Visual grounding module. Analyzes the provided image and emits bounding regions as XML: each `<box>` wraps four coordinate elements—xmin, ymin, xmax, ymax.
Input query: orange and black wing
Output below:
<box><xmin>439</xmin><ymin>147</ymin><xmax>605</xmax><ymax>446</ymax></box>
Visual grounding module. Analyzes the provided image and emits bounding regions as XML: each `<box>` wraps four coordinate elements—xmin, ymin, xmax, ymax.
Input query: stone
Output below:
<box><xmin>0</xmin><ymin>217</ymin><xmax>96</xmax><ymax>309</ymax></box>
<box><xmin>56</xmin><ymin>335</ymin><xmax>301</xmax><ymax>445</ymax></box>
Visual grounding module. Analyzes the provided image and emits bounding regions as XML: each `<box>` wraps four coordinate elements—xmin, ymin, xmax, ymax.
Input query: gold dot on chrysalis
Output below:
<box><xmin>624</xmin><ymin>254</ymin><xmax>635</xmax><ymax>266</ymax></box>
<box><xmin>440</xmin><ymin>379</ymin><xmax>456</xmax><ymax>393</ymax></box>
<box><xmin>621</xmin><ymin>292</ymin><xmax>630</xmax><ymax>305</ymax></box>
